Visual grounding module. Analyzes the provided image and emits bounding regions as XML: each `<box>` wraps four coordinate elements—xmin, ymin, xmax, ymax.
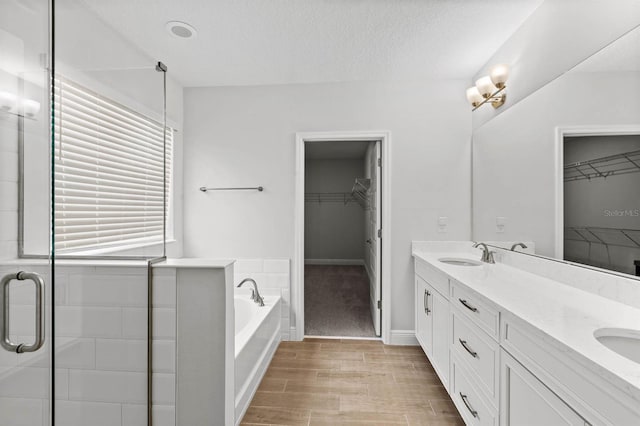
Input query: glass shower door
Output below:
<box><xmin>0</xmin><ymin>0</ymin><xmax>53</xmax><ymax>425</ymax></box>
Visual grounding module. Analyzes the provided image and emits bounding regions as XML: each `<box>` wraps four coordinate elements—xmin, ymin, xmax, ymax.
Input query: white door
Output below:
<box><xmin>366</xmin><ymin>141</ymin><xmax>382</xmax><ymax>336</ymax></box>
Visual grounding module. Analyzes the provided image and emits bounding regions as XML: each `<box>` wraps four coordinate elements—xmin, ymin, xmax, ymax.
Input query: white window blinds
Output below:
<box><xmin>53</xmin><ymin>77</ymin><xmax>172</xmax><ymax>252</ymax></box>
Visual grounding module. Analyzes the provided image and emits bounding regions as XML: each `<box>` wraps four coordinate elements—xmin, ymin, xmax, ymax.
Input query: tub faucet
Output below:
<box><xmin>237</xmin><ymin>278</ymin><xmax>264</xmax><ymax>306</ymax></box>
<box><xmin>473</xmin><ymin>242</ymin><xmax>495</xmax><ymax>264</ymax></box>
<box><xmin>510</xmin><ymin>242</ymin><xmax>528</xmax><ymax>252</ymax></box>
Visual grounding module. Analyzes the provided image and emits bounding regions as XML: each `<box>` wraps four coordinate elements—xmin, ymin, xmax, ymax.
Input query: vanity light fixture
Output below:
<box><xmin>0</xmin><ymin>90</ymin><xmax>41</xmax><ymax>119</ymax></box>
<box><xmin>466</xmin><ymin>64</ymin><xmax>509</xmax><ymax>110</ymax></box>
<box><xmin>0</xmin><ymin>91</ymin><xmax>17</xmax><ymax>112</ymax></box>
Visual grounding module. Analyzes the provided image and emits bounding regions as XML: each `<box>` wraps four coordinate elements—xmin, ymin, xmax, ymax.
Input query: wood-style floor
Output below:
<box><xmin>241</xmin><ymin>339</ymin><xmax>464</xmax><ymax>425</ymax></box>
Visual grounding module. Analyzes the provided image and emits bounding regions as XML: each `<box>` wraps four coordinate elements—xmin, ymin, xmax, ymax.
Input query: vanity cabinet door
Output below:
<box><xmin>415</xmin><ymin>276</ymin><xmax>433</xmax><ymax>357</ymax></box>
<box><xmin>501</xmin><ymin>350</ymin><xmax>587</xmax><ymax>426</ymax></box>
<box><xmin>430</xmin><ymin>287</ymin><xmax>450</xmax><ymax>388</ymax></box>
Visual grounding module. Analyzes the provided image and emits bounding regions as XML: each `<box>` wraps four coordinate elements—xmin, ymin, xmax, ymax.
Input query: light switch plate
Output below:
<box><xmin>438</xmin><ymin>216</ymin><xmax>448</xmax><ymax>233</ymax></box>
<box><xmin>496</xmin><ymin>216</ymin><xmax>506</xmax><ymax>233</ymax></box>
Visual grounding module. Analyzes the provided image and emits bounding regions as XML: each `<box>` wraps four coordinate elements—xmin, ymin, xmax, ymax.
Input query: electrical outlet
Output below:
<box><xmin>496</xmin><ymin>216</ymin><xmax>506</xmax><ymax>233</ymax></box>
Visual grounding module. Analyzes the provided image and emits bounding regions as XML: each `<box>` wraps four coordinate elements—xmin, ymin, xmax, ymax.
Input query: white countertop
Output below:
<box><xmin>412</xmin><ymin>248</ymin><xmax>640</xmax><ymax>404</ymax></box>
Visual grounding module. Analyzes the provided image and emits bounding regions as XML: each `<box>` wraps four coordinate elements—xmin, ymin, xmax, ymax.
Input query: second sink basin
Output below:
<box><xmin>438</xmin><ymin>257</ymin><xmax>483</xmax><ymax>267</ymax></box>
<box><xmin>594</xmin><ymin>328</ymin><xmax>640</xmax><ymax>364</ymax></box>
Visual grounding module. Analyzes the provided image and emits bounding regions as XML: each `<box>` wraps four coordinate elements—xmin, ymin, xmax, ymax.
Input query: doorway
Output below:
<box><xmin>303</xmin><ymin>141</ymin><xmax>380</xmax><ymax>337</ymax></box>
<box><xmin>294</xmin><ymin>131</ymin><xmax>391</xmax><ymax>342</ymax></box>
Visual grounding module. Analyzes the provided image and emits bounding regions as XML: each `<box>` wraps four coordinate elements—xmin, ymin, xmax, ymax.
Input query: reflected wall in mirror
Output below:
<box><xmin>472</xmin><ymin>1</ymin><xmax>640</xmax><ymax>278</ymax></box>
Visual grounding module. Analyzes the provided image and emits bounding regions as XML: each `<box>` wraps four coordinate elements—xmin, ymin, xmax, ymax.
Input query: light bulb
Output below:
<box><xmin>490</xmin><ymin>64</ymin><xmax>509</xmax><ymax>89</ymax></box>
<box><xmin>0</xmin><ymin>91</ymin><xmax>17</xmax><ymax>112</ymax></box>
<box><xmin>466</xmin><ymin>87</ymin><xmax>483</xmax><ymax>107</ymax></box>
<box><xmin>475</xmin><ymin>76</ymin><xmax>497</xmax><ymax>98</ymax></box>
<box><xmin>22</xmin><ymin>99</ymin><xmax>41</xmax><ymax>118</ymax></box>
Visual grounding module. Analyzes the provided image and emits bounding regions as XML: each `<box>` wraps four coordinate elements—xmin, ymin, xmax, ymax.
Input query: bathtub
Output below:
<box><xmin>234</xmin><ymin>292</ymin><xmax>281</xmax><ymax>424</ymax></box>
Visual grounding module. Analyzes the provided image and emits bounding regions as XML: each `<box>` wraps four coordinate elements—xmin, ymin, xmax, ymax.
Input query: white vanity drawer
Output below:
<box><xmin>451</xmin><ymin>309</ymin><xmax>499</xmax><ymax>406</ymax></box>
<box><xmin>415</xmin><ymin>258</ymin><xmax>449</xmax><ymax>298</ymax></box>
<box><xmin>451</xmin><ymin>281</ymin><xmax>499</xmax><ymax>339</ymax></box>
<box><xmin>451</xmin><ymin>354</ymin><xmax>498</xmax><ymax>426</ymax></box>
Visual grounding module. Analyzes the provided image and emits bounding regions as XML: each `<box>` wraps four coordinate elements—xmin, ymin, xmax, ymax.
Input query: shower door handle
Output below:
<box><xmin>0</xmin><ymin>272</ymin><xmax>45</xmax><ymax>353</ymax></box>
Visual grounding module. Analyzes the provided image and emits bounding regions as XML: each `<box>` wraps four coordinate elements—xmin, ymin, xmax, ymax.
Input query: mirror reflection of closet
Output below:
<box><xmin>564</xmin><ymin>135</ymin><xmax>640</xmax><ymax>276</ymax></box>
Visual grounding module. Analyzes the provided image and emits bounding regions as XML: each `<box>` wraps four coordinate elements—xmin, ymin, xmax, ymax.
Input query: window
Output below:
<box><xmin>53</xmin><ymin>77</ymin><xmax>172</xmax><ymax>252</ymax></box>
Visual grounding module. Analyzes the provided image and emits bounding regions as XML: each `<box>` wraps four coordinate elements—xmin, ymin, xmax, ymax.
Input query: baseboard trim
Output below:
<box><xmin>389</xmin><ymin>329</ymin><xmax>419</xmax><ymax>346</ymax></box>
<box><xmin>304</xmin><ymin>259</ymin><xmax>365</xmax><ymax>266</ymax></box>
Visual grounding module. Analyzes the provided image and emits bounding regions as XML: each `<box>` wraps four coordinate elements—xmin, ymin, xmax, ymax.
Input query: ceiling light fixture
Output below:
<box><xmin>165</xmin><ymin>21</ymin><xmax>197</xmax><ymax>39</ymax></box>
<box><xmin>466</xmin><ymin>64</ymin><xmax>509</xmax><ymax>110</ymax></box>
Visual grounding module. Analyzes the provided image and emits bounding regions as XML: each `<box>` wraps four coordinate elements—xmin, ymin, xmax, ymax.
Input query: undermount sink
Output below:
<box><xmin>594</xmin><ymin>328</ymin><xmax>640</xmax><ymax>364</ymax></box>
<box><xmin>438</xmin><ymin>257</ymin><xmax>483</xmax><ymax>267</ymax></box>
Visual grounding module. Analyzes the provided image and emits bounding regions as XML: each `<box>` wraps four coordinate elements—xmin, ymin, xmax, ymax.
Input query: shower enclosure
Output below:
<box><xmin>1</xmin><ymin>1</ymin><xmax>173</xmax><ymax>424</ymax></box>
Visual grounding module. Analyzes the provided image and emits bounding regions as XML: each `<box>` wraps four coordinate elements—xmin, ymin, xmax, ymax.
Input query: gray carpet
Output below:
<box><xmin>304</xmin><ymin>265</ymin><xmax>376</xmax><ymax>337</ymax></box>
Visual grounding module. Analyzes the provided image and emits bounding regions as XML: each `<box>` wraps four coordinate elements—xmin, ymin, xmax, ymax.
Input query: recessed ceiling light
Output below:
<box><xmin>166</xmin><ymin>21</ymin><xmax>197</xmax><ymax>39</ymax></box>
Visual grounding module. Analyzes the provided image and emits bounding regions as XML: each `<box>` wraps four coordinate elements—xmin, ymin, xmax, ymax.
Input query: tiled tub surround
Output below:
<box><xmin>0</xmin><ymin>261</ymin><xmax>176</xmax><ymax>426</ymax></box>
<box><xmin>412</xmin><ymin>241</ymin><xmax>640</xmax><ymax>425</ymax></box>
<box><xmin>234</xmin><ymin>259</ymin><xmax>290</xmax><ymax>340</ymax></box>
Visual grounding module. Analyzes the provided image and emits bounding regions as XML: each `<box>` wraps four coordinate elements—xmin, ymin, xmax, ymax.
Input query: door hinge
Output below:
<box><xmin>377</xmin><ymin>300</ymin><xmax>381</xmax><ymax>309</ymax></box>
<box><xmin>377</xmin><ymin>229</ymin><xmax>382</xmax><ymax>238</ymax></box>
<box><xmin>377</xmin><ymin>158</ymin><xmax>381</xmax><ymax>167</ymax></box>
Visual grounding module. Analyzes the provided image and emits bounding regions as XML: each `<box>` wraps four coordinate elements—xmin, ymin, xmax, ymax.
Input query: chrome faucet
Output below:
<box><xmin>473</xmin><ymin>242</ymin><xmax>495</xmax><ymax>264</ymax></box>
<box><xmin>237</xmin><ymin>278</ymin><xmax>265</xmax><ymax>306</ymax></box>
<box><xmin>510</xmin><ymin>242</ymin><xmax>528</xmax><ymax>252</ymax></box>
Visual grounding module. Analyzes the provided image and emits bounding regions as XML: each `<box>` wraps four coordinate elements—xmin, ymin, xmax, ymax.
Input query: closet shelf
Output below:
<box><xmin>350</xmin><ymin>178</ymin><xmax>371</xmax><ymax>209</ymax></box>
<box><xmin>565</xmin><ymin>226</ymin><xmax>640</xmax><ymax>249</ymax></box>
<box><xmin>564</xmin><ymin>149</ymin><xmax>640</xmax><ymax>182</ymax></box>
<box><xmin>305</xmin><ymin>178</ymin><xmax>372</xmax><ymax>209</ymax></box>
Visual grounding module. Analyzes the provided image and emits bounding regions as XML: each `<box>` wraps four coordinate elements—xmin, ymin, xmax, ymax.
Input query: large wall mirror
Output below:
<box><xmin>472</xmin><ymin>1</ymin><xmax>640</xmax><ymax>279</ymax></box>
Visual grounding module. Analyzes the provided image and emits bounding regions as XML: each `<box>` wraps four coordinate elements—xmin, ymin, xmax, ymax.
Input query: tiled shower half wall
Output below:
<box><xmin>0</xmin><ymin>262</ymin><xmax>176</xmax><ymax>426</ymax></box>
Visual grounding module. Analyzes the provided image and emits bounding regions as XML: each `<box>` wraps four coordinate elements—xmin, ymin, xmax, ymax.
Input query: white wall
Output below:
<box><xmin>183</xmin><ymin>78</ymin><xmax>471</xmax><ymax>334</ymax></box>
<box><xmin>305</xmin><ymin>158</ymin><xmax>365</xmax><ymax>261</ymax></box>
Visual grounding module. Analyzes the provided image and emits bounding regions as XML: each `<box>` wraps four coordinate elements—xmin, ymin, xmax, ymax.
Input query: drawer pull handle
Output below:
<box><xmin>459</xmin><ymin>298</ymin><xmax>478</xmax><ymax>312</ymax></box>
<box><xmin>459</xmin><ymin>338</ymin><xmax>478</xmax><ymax>358</ymax></box>
<box><xmin>424</xmin><ymin>289</ymin><xmax>431</xmax><ymax>315</ymax></box>
<box><xmin>460</xmin><ymin>393</ymin><xmax>478</xmax><ymax>418</ymax></box>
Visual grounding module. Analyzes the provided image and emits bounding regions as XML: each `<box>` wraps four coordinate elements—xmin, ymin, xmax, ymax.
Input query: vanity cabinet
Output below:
<box><xmin>501</xmin><ymin>350</ymin><xmax>588</xmax><ymax>426</ymax></box>
<box><xmin>415</xmin><ymin>261</ymin><xmax>450</xmax><ymax>388</ymax></box>
<box><xmin>413</xmin><ymin>251</ymin><xmax>640</xmax><ymax>426</ymax></box>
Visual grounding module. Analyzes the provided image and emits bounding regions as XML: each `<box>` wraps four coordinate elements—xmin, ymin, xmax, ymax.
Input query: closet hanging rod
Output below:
<box><xmin>200</xmin><ymin>186</ymin><xmax>264</xmax><ymax>192</ymax></box>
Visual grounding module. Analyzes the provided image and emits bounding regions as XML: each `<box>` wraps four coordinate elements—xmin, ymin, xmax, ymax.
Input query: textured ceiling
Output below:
<box><xmin>76</xmin><ymin>0</ymin><xmax>544</xmax><ymax>87</ymax></box>
<box><xmin>306</xmin><ymin>141</ymin><xmax>371</xmax><ymax>160</ymax></box>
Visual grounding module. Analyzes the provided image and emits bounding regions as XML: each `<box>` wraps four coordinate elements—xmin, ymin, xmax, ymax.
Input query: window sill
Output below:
<box><xmin>57</xmin><ymin>239</ymin><xmax>176</xmax><ymax>258</ymax></box>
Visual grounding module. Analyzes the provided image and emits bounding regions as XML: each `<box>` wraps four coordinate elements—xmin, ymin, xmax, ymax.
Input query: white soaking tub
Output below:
<box><xmin>234</xmin><ymin>293</ymin><xmax>281</xmax><ymax>424</ymax></box>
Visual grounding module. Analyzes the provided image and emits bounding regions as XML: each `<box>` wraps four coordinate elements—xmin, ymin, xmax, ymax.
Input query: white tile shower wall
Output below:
<box><xmin>234</xmin><ymin>259</ymin><xmax>291</xmax><ymax>340</ymax></box>
<box><xmin>0</xmin><ymin>263</ymin><xmax>176</xmax><ymax>426</ymax></box>
<box><xmin>0</xmin><ymin>113</ymin><xmax>19</xmax><ymax>260</ymax></box>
